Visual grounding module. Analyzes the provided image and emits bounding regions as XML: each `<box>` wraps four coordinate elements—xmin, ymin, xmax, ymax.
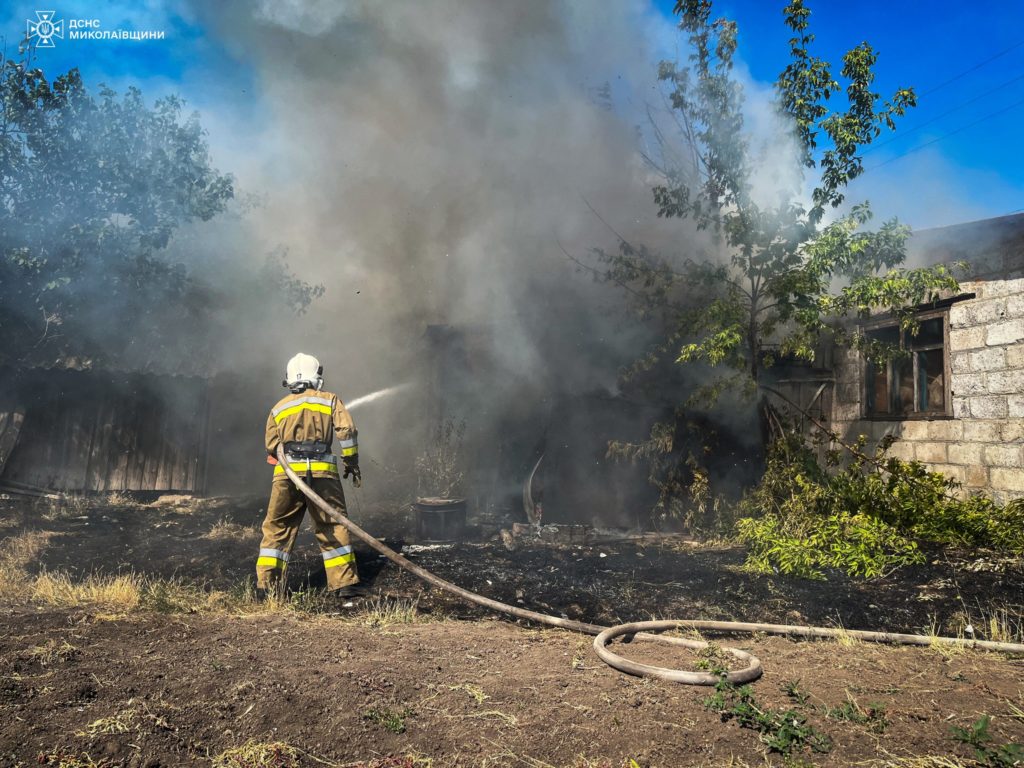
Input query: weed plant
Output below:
<box><xmin>702</xmin><ymin>671</ymin><xmax>831</xmax><ymax>756</ymax></box>
<box><xmin>364</xmin><ymin>706</ymin><xmax>414</xmax><ymax>734</ymax></box>
<box><xmin>822</xmin><ymin>696</ymin><xmax>888</xmax><ymax>733</ymax></box>
<box><xmin>950</xmin><ymin>716</ymin><xmax>1024</xmax><ymax>768</ymax></box>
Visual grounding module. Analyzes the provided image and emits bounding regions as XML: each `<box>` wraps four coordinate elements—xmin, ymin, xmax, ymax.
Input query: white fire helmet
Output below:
<box><xmin>284</xmin><ymin>353</ymin><xmax>323</xmax><ymax>392</ymax></box>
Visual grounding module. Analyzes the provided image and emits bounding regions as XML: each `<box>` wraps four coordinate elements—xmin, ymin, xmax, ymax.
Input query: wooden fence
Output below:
<box><xmin>0</xmin><ymin>368</ymin><xmax>210</xmax><ymax>493</ymax></box>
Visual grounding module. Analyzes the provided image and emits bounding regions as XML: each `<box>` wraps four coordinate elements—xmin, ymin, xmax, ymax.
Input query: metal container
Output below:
<box><xmin>413</xmin><ymin>497</ymin><xmax>467</xmax><ymax>541</ymax></box>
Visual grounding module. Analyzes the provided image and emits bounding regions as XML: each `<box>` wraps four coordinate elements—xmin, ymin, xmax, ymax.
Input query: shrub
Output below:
<box><xmin>737</xmin><ymin>433</ymin><xmax>1024</xmax><ymax>580</ymax></box>
<box><xmin>737</xmin><ymin>504</ymin><xmax>922</xmax><ymax>580</ymax></box>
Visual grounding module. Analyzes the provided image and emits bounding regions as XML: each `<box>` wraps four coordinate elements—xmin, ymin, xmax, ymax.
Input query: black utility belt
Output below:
<box><xmin>283</xmin><ymin>440</ymin><xmax>330</xmax><ymax>458</ymax></box>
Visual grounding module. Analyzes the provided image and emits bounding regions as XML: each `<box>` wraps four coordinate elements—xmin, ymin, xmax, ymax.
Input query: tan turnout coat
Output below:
<box><xmin>265</xmin><ymin>389</ymin><xmax>358</xmax><ymax>480</ymax></box>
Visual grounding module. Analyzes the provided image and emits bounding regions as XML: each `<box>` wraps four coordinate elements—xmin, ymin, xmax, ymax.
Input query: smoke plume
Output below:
<box><xmin>180</xmin><ymin>0</ymin><xmax>703</xmax><ymax>501</ymax></box>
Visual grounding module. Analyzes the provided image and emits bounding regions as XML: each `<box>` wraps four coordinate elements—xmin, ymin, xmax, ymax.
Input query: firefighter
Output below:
<box><xmin>256</xmin><ymin>352</ymin><xmax>363</xmax><ymax>601</ymax></box>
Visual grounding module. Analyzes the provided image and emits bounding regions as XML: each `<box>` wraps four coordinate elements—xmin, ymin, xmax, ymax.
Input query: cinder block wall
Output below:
<box><xmin>830</xmin><ymin>277</ymin><xmax>1024</xmax><ymax>501</ymax></box>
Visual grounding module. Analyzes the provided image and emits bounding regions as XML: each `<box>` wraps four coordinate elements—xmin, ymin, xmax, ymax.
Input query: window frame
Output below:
<box><xmin>860</xmin><ymin>307</ymin><xmax>952</xmax><ymax>420</ymax></box>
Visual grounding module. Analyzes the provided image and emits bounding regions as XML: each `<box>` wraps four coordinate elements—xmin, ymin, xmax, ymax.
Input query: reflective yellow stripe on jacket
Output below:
<box><xmin>273</xmin><ymin>396</ymin><xmax>333</xmax><ymax>424</ymax></box>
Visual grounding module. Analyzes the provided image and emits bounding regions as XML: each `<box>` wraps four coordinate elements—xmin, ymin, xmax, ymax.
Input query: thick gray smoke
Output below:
<box><xmin>183</xmin><ymin>0</ymin><xmax>702</xmax><ymax>502</ymax></box>
<box><xmin>199</xmin><ymin>0</ymin><xmax>679</xmax><ymax>374</ymax></box>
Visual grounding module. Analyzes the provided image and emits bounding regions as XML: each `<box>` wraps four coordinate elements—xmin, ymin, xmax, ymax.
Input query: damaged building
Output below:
<box><xmin>824</xmin><ymin>212</ymin><xmax>1024</xmax><ymax>501</ymax></box>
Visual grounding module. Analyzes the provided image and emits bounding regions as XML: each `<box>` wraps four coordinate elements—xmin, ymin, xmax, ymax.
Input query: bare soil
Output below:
<box><xmin>1</xmin><ymin>494</ymin><xmax>1023</xmax><ymax>767</ymax></box>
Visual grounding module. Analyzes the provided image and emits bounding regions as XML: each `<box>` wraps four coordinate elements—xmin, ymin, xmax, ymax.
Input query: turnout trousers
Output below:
<box><xmin>256</xmin><ymin>476</ymin><xmax>359</xmax><ymax>592</ymax></box>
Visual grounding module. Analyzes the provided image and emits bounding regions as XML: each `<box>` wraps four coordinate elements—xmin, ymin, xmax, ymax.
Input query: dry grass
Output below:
<box><xmin>203</xmin><ymin>516</ymin><xmax>259</xmax><ymax>540</ymax></box>
<box><xmin>832</xmin><ymin>625</ymin><xmax>862</xmax><ymax>648</ymax></box>
<box><xmin>949</xmin><ymin>605</ymin><xmax>1024</xmax><ymax>644</ymax></box>
<box><xmin>357</xmin><ymin>596</ymin><xmax>426</xmax><ymax>628</ymax></box>
<box><xmin>212</xmin><ymin>741</ymin><xmax>301</xmax><ymax>768</ymax></box>
<box><xmin>38</xmin><ymin>494</ymin><xmax>91</xmax><ymax>522</ymax></box>
<box><xmin>482</xmin><ymin>751</ymin><xmax>644</xmax><ymax>768</ymax></box>
<box><xmin>106</xmin><ymin>491</ymin><xmax>137</xmax><ymax>507</ymax></box>
<box><xmin>447</xmin><ymin>682</ymin><xmax>488</xmax><ymax>704</ymax></box>
<box><xmin>27</xmin><ymin>638</ymin><xmax>78</xmax><ymax>665</ymax></box>
<box><xmin>36</xmin><ymin>752</ymin><xmax>103</xmax><ymax>768</ymax></box>
<box><xmin>211</xmin><ymin>736</ymin><xmax>427</xmax><ymax>768</ymax></box>
<box><xmin>1007</xmin><ymin>700</ymin><xmax>1024</xmax><ymax>724</ymax></box>
<box><xmin>0</xmin><ymin>531</ymin><xmax>277</xmax><ymax>615</ymax></box>
<box><xmin>0</xmin><ymin>530</ymin><xmax>54</xmax><ymax>599</ymax></box>
<box><xmin>2</xmin><ymin>529</ymin><xmax>52</xmax><ymax>567</ymax></box>
<box><xmin>981</xmin><ymin>607</ymin><xmax>1024</xmax><ymax>644</ymax></box>
<box><xmin>863</xmin><ymin>757</ymin><xmax>969</xmax><ymax>767</ymax></box>
<box><xmin>76</xmin><ymin>709</ymin><xmax>136</xmax><ymax>737</ymax></box>
<box><xmin>0</xmin><ymin>542</ymin><xmax>419</xmax><ymax>624</ymax></box>
<box><xmin>0</xmin><ymin>525</ymin><xmax>429</xmax><ymax>624</ymax></box>
<box><xmin>31</xmin><ymin>571</ymin><xmax>145</xmax><ymax>611</ymax></box>
<box><xmin>924</xmin><ymin>616</ymin><xmax>968</xmax><ymax>659</ymax></box>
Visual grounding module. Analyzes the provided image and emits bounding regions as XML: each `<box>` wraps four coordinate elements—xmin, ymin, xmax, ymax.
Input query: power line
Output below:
<box><xmin>866</xmin><ymin>94</ymin><xmax>1024</xmax><ymax>171</ymax></box>
<box><xmin>919</xmin><ymin>38</ymin><xmax>1024</xmax><ymax>97</ymax></box>
<box><xmin>865</xmin><ymin>70</ymin><xmax>1024</xmax><ymax>154</ymax></box>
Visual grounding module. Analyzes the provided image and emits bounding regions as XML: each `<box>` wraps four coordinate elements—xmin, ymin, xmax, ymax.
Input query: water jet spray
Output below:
<box><xmin>346</xmin><ymin>383</ymin><xmax>411</xmax><ymax>411</ymax></box>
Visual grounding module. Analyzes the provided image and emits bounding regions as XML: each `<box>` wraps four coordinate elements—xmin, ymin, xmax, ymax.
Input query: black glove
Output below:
<box><xmin>343</xmin><ymin>459</ymin><xmax>362</xmax><ymax>487</ymax></box>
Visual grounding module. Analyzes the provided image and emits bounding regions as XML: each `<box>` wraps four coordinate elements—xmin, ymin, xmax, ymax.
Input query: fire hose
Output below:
<box><xmin>279</xmin><ymin>446</ymin><xmax>1024</xmax><ymax>685</ymax></box>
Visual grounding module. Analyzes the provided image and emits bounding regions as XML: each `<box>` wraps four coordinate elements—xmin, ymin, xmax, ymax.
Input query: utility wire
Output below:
<box><xmin>919</xmin><ymin>38</ymin><xmax>1024</xmax><ymax>96</ymax></box>
<box><xmin>865</xmin><ymin>70</ymin><xmax>1024</xmax><ymax>153</ymax></box>
<box><xmin>866</xmin><ymin>94</ymin><xmax>1024</xmax><ymax>171</ymax></box>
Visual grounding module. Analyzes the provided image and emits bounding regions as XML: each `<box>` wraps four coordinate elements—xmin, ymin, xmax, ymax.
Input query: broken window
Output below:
<box><xmin>863</xmin><ymin>312</ymin><xmax>949</xmax><ymax>418</ymax></box>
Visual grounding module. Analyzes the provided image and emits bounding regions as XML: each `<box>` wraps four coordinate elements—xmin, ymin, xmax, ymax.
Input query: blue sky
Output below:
<box><xmin>3</xmin><ymin>1</ymin><xmax>1022</xmax><ymax>230</ymax></box>
<box><xmin>1</xmin><ymin>2</ymin><xmax>255</xmax><ymax>117</ymax></box>
<box><xmin>652</xmin><ymin>0</ymin><xmax>1024</xmax><ymax>225</ymax></box>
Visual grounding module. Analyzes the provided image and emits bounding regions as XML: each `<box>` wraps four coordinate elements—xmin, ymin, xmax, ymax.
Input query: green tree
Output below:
<box><xmin>0</xmin><ymin>46</ymin><xmax>235</xmax><ymax>368</ymax></box>
<box><xmin>597</xmin><ymin>0</ymin><xmax>962</xmax><ymax>528</ymax></box>
<box><xmin>603</xmin><ymin>0</ymin><xmax>958</xmax><ymax>416</ymax></box>
<box><xmin>606</xmin><ymin>0</ymin><xmax>958</xmax><ymax>428</ymax></box>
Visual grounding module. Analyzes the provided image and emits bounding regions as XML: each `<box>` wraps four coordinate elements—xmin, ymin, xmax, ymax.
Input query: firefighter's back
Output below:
<box><xmin>270</xmin><ymin>389</ymin><xmax>338</xmax><ymax>446</ymax></box>
<box><xmin>267</xmin><ymin>389</ymin><xmax>342</xmax><ymax>481</ymax></box>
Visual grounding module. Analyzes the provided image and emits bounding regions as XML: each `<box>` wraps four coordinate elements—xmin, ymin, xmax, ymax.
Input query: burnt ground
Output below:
<box><xmin>1</xmin><ymin>494</ymin><xmax>1023</xmax><ymax>766</ymax></box>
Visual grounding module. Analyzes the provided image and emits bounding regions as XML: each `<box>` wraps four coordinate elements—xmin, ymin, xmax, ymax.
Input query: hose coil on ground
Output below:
<box><xmin>279</xmin><ymin>447</ymin><xmax>1024</xmax><ymax>685</ymax></box>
